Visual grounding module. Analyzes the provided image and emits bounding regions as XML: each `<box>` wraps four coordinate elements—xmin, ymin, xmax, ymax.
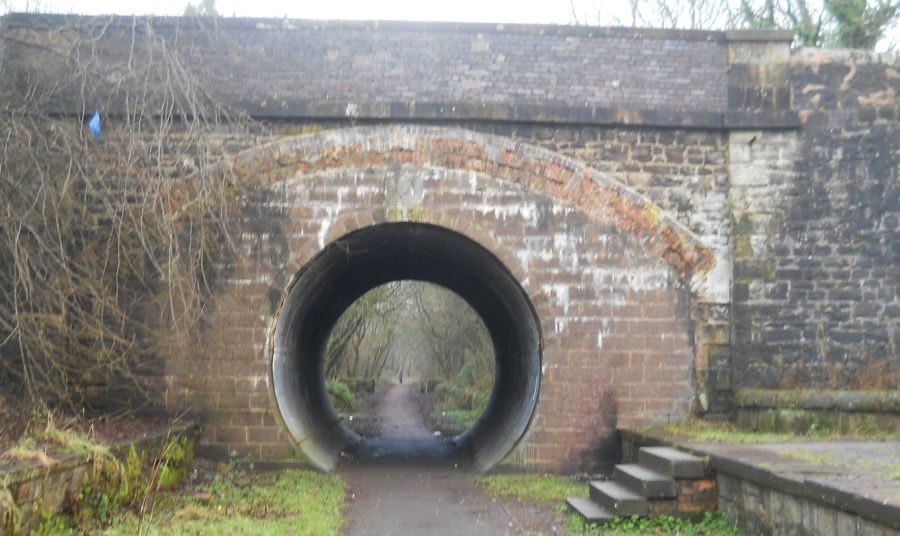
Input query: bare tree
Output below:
<box><xmin>0</xmin><ymin>15</ymin><xmax>257</xmax><ymax>408</ymax></box>
<box><xmin>323</xmin><ymin>281</ymin><xmax>494</xmax><ymax>384</ymax></box>
<box><xmin>408</xmin><ymin>284</ymin><xmax>492</xmax><ymax>382</ymax></box>
<box><xmin>324</xmin><ymin>283</ymin><xmax>407</xmax><ymax>380</ymax></box>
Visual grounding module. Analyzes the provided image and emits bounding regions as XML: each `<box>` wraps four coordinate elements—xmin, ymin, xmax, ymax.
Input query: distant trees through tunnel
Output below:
<box><xmin>323</xmin><ymin>281</ymin><xmax>497</xmax><ymax>440</ymax></box>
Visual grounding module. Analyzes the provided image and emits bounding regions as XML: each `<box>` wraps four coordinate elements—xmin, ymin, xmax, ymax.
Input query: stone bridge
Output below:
<box><xmin>2</xmin><ymin>14</ymin><xmax>896</xmax><ymax>472</ymax></box>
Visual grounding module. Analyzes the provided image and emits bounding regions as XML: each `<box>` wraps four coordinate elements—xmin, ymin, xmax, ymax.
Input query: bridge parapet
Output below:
<box><xmin>1</xmin><ymin>14</ymin><xmax>794</xmax><ymax>128</ymax></box>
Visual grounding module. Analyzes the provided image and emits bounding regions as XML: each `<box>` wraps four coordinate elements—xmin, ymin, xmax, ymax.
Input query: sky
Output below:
<box><xmin>6</xmin><ymin>0</ymin><xmax>615</xmax><ymax>23</ymax></box>
<box><xmin>2</xmin><ymin>0</ymin><xmax>897</xmax><ymax>50</ymax></box>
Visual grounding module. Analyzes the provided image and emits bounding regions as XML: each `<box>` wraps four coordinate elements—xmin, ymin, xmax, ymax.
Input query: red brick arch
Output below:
<box><xmin>231</xmin><ymin>125</ymin><xmax>716</xmax><ymax>279</ymax></box>
<box><xmin>202</xmin><ymin>125</ymin><xmax>714</xmax><ymax>470</ymax></box>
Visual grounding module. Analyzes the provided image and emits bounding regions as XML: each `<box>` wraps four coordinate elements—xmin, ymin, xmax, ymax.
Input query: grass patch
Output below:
<box><xmin>776</xmin><ymin>450</ymin><xmax>836</xmax><ymax>466</ymax></box>
<box><xmin>566</xmin><ymin>511</ymin><xmax>746</xmax><ymax>535</ymax></box>
<box><xmin>646</xmin><ymin>418</ymin><xmax>899</xmax><ymax>443</ymax></box>
<box><xmin>104</xmin><ymin>469</ymin><xmax>346</xmax><ymax>535</ymax></box>
<box><xmin>326</xmin><ymin>379</ymin><xmax>357</xmax><ymax>414</ymax></box>
<box><xmin>650</xmin><ymin>420</ymin><xmax>796</xmax><ymax>443</ymax></box>
<box><xmin>437</xmin><ymin>409</ymin><xmax>482</xmax><ymax>428</ymax></box>
<box><xmin>476</xmin><ymin>473</ymin><xmax>587</xmax><ymax>503</ymax></box>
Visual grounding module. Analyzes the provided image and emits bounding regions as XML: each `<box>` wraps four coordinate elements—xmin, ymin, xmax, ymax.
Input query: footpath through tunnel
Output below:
<box><xmin>268</xmin><ymin>223</ymin><xmax>543</xmax><ymax>471</ymax></box>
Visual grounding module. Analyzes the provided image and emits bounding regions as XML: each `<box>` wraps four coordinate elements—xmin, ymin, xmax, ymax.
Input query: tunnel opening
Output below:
<box><xmin>269</xmin><ymin>223</ymin><xmax>542</xmax><ymax>471</ymax></box>
<box><xmin>322</xmin><ymin>281</ymin><xmax>497</xmax><ymax>444</ymax></box>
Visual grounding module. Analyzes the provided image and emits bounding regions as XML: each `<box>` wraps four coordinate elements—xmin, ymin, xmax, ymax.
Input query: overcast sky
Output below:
<box><xmin>2</xmin><ymin>0</ymin><xmax>897</xmax><ymax>50</ymax></box>
<box><xmin>5</xmin><ymin>0</ymin><xmax>614</xmax><ymax>23</ymax></box>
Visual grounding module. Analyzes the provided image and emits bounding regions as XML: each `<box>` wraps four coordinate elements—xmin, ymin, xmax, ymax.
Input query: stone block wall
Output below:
<box><xmin>717</xmin><ymin>473</ymin><xmax>897</xmax><ymax>536</ymax></box>
<box><xmin>730</xmin><ymin>48</ymin><xmax>899</xmax><ymax>390</ymax></box>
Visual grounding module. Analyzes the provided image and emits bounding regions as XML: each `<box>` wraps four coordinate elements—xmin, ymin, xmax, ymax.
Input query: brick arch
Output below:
<box><xmin>232</xmin><ymin>125</ymin><xmax>716</xmax><ymax>280</ymax></box>
<box><xmin>212</xmin><ymin>126</ymin><xmax>706</xmax><ymax>470</ymax></box>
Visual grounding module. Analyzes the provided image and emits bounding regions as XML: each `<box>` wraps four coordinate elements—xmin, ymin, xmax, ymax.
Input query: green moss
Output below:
<box><xmin>105</xmin><ymin>469</ymin><xmax>346</xmax><ymax>535</ymax></box>
<box><xmin>476</xmin><ymin>473</ymin><xmax>587</xmax><ymax>503</ymax></box>
<box><xmin>301</xmin><ymin>124</ymin><xmax>330</xmax><ymax>135</ymax></box>
<box><xmin>733</xmin><ymin>234</ymin><xmax>753</xmax><ymax>258</ymax></box>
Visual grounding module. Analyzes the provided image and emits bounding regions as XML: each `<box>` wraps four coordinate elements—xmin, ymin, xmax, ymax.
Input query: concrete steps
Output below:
<box><xmin>564</xmin><ymin>497</ymin><xmax>614</xmax><ymax>523</ymax></box>
<box><xmin>567</xmin><ymin>446</ymin><xmax>711</xmax><ymax>524</ymax></box>
<box><xmin>590</xmin><ymin>480</ymin><xmax>648</xmax><ymax>516</ymax></box>
<box><xmin>613</xmin><ymin>464</ymin><xmax>677</xmax><ymax>498</ymax></box>
<box><xmin>639</xmin><ymin>446</ymin><xmax>705</xmax><ymax>478</ymax></box>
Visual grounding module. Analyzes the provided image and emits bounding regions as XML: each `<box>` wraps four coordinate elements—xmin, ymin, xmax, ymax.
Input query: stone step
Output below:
<box><xmin>566</xmin><ymin>496</ymin><xmax>615</xmax><ymax>523</ymax></box>
<box><xmin>589</xmin><ymin>480</ymin><xmax>648</xmax><ymax>517</ymax></box>
<box><xmin>613</xmin><ymin>463</ymin><xmax>677</xmax><ymax>498</ymax></box>
<box><xmin>638</xmin><ymin>446</ymin><xmax>705</xmax><ymax>479</ymax></box>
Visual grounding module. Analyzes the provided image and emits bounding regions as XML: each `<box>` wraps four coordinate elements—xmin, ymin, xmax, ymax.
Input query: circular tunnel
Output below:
<box><xmin>269</xmin><ymin>223</ymin><xmax>542</xmax><ymax>471</ymax></box>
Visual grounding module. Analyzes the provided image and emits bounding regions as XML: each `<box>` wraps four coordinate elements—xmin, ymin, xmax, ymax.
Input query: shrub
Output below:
<box><xmin>326</xmin><ymin>380</ymin><xmax>357</xmax><ymax>413</ymax></box>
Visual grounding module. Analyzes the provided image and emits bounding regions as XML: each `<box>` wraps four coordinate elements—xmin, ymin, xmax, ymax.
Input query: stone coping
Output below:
<box><xmin>791</xmin><ymin>47</ymin><xmax>900</xmax><ymax>65</ymax></box>
<box><xmin>619</xmin><ymin>428</ymin><xmax>900</xmax><ymax>531</ymax></box>
<box><xmin>238</xmin><ymin>99</ymin><xmax>801</xmax><ymax>130</ymax></box>
<box><xmin>725</xmin><ymin>29</ymin><xmax>795</xmax><ymax>42</ymax></box>
<box><xmin>2</xmin><ymin>13</ymin><xmax>791</xmax><ymax>43</ymax></box>
<box><xmin>0</xmin><ymin>423</ymin><xmax>200</xmax><ymax>486</ymax></box>
<box><xmin>734</xmin><ymin>389</ymin><xmax>900</xmax><ymax>413</ymax></box>
<box><xmin>41</xmin><ymin>98</ymin><xmax>801</xmax><ymax>129</ymax></box>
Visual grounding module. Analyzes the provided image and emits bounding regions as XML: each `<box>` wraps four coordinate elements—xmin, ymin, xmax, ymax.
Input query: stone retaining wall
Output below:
<box><xmin>717</xmin><ymin>473</ymin><xmax>899</xmax><ymax>536</ymax></box>
<box><xmin>620</xmin><ymin>429</ymin><xmax>900</xmax><ymax>536</ymax></box>
<box><xmin>0</xmin><ymin>424</ymin><xmax>199</xmax><ymax>534</ymax></box>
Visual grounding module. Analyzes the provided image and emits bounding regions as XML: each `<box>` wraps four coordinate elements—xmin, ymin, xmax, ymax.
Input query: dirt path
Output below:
<box><xmin>374</xmin><ymin>384</ymin><xmax>434</xmax><ymax>440</ymax></box>
<box><xmin>339</xmin><ymin>384</ymin><xmax>558</xmax><ymax>535</ymax></box>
